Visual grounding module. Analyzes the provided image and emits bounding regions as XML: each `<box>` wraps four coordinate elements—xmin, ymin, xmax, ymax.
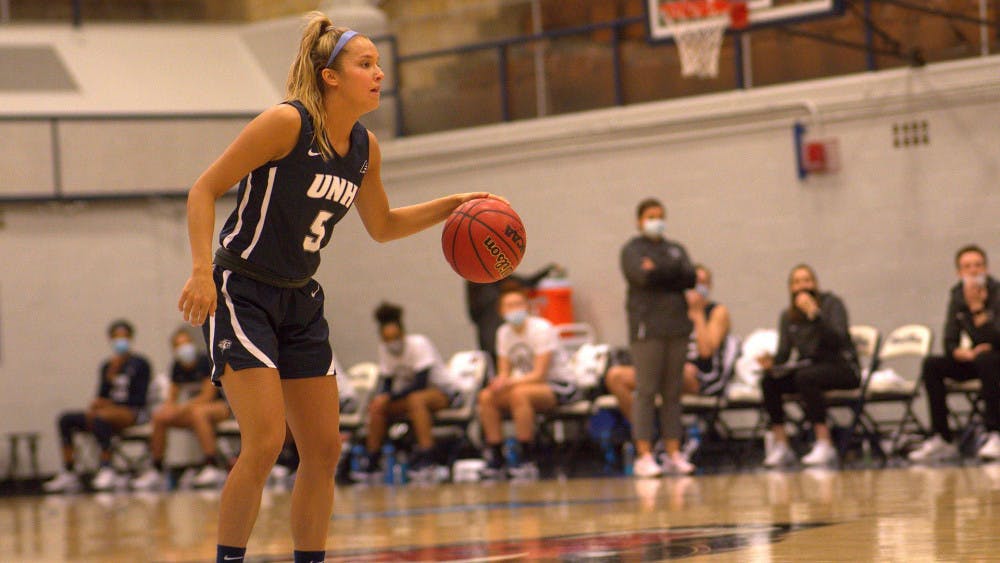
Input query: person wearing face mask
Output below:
<box><xmin>910</xmin><ymin>245</ymin><xmax>1000</xmax><ymax>463</ymax></box>
<box><xmin>44</xmin><ymin>320</ymin><xmax>151</xmax><ymax>493</ymax></box>
<box><xmin>757</xmin><ymin>264</ymin><xmax>860</xmax><ymax>468</ymax></box>
<box><xmin>477</xmin><ymin>283</ymin><xmax>576</xmax><ymax>481</ymax></box>
<box><xmin>605</xmin><ymin>264</ymin><xmax>732</xmax><ymax>419</ymax></box>
<box><xmin>131</xmin><ymin>328</ymin><xmax>232</xmax><ymax>491</ymax></box>
<box><xmin>619</xmin><ymin>198</ymin><xmax>697</xmax><ymax>477</ymax></box>
<box><xmin>353</xmin><ymin>302</ymin><xmax>454</xmax><ymax>483</ymax></box>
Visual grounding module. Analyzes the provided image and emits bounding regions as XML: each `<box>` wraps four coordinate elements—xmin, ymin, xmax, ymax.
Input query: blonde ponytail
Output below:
<box><xmin>286</xmin><ymin>11</ymin><xmax>353</xmax><ymax>160</ymax></box>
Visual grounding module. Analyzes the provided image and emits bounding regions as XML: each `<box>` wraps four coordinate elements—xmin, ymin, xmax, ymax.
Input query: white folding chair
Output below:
<box><xmin>432</xmin><ymin>351</ymin><xmax>491</xmax><ymax>450</ymax></box>
<box><xmin>339</xmin><ymin>362</ymin><xmax>380</xmax><ymax>432</ymax></box>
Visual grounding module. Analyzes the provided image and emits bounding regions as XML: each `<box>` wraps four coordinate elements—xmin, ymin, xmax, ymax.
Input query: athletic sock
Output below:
<box><xmin>519</xmin><ymin>441</ymin><xmax>535</xmax><ymax>463</ymax></box>
<box><xmin>63</xmin><ymin>461</ymin><xmax>74</xmax><ymax>472</ymax></box>
<box><xmin>485</xmin><ymin>443</ymin><xmax>504</xmax><ymax>469</ymax></box>
<box><xmin>293</xmin><ymin>549</ymin><xmax>325</xmax><ymax>563</ymax></box>
<box><xmin>365</xmin><ymin>450</ymin><xmax>381</xmax><ymax>472</ymax></box>
<box><xmin>216</xmin><ymin>544</ymin><xmax>246</xmax><ymax>562</ymax></box>
<box><xmin>152</xmin><ymin>459</ymin><xmax>164</xmax><ymax>472</ymax></box>
<box><xmin>203</xmin><ymin>455</ymin><xmax>218</xmax><ymax>468</ymax></box>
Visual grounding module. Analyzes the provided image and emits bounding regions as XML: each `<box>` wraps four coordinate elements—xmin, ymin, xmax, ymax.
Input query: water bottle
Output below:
<box><xmin>394</xmin><ymin>451</ymin><xmax>409</xmax><ymax>485</ymax></box>
<box><xmin>622</xmin><ymin>442</ymin><xmax>635</xmax><ymax>476</ymax></box>
<box><xmin>349</xmin><ymin>444</ymin><xmax>364</xmax><ymax>475</ymax></box>
<box><xmin>600</xmin><ymin>429</ymin><xmax>617</xmax><ymax>474</ymax></box>
<box><xmin>683</xmin><ymin>424</ymin><xmax>702</xmax><ymax>461</ymax></box>
<box><xmin>382</xmin><ymin>443</ymin><xmax>396</xmax><ymax>485</ymax></box>
<box><xmin>504</xmin><ymin>437</ymin><xmax>519</xmax><ymax>467</ymax></box>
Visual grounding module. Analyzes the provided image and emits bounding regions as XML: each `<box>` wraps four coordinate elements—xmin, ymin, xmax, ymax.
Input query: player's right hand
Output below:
<box><xmin>178</xmin><ymin>270</ymin><xmax>217</xmax><ymax>327</ymax></box>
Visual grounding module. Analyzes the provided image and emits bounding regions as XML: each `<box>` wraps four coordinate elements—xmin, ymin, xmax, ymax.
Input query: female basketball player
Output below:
<box><xmin>177</xmin><ymin>12</ymin><xmax>498</xmax><ymax>563</ymax></box>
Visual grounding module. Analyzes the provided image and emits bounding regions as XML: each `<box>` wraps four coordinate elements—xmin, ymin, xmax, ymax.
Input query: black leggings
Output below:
<box><xmin>761</xmin><ymin>362</ymin><xmax>859</xmax><ymax>425</ymax></box>
<box><xmin>58</xmin><ymin>411</ymin><xmax>116</xmax><ymax>453</ymax></box>
<box><xmin>922</xmin><ymin>351</ymin><xmax>1000</xmax><ymax>441</ymax></box>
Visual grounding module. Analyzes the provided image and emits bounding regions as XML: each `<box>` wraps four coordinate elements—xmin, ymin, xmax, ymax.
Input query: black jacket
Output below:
<box><xmin>943</xmin><ymin>276</ymin><xmax>1000</xmax><ymax>357</ymax></box>
<box><xmin>620</xmin><ymin>235</ymin><xmax>696</xmax><ymax>341</ymax></box>
<box><xmin>774</xmin><ymin>291</ymin><xmax>858</xmax><ymax>370</ymax></box>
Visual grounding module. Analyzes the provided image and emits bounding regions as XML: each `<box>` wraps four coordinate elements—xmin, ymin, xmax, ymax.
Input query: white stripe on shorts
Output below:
<box><xmin>221</xmin><ymin>270</ymin><xmax>276</xmax><ymax>369</ymax></box>
<box><xmin>208</xmin><ymin>311</ymin><xmax>216</xmax><ymax>366</ymax></box>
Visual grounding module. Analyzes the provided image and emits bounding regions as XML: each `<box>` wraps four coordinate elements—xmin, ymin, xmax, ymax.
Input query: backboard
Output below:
<box><xmin>646</xmin><ymin>0</ymin><xmax>845</xmax><ymax>42</ymax></box>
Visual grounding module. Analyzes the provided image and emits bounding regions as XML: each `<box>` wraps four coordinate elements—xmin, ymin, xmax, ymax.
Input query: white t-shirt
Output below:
<box><xmin>377</xmin><ymin>334</ymin><xmax>451</xmax><ymax>395</ymax></box>
<box><xmin>496</xmin><ymin>316</ymin><xmax>572</xmax><ymax>384</ymax></box>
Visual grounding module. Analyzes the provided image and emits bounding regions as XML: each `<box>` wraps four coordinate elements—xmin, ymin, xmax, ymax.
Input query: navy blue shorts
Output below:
<box><xmin>203</xmin><ymin>268</ymin><xmax>336</xmax><ymax>385</ymax></box>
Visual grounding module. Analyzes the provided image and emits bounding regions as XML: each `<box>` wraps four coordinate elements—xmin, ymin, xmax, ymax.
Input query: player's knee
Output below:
<box><xmin>405</xmin><ymin>392</ymin><xmax>427</xmax><ymax>411</ymax></box>
<box><xmin>301</xmin><ymin>437</ymin><xmax>342</xmax><ymax>473</ymax></box>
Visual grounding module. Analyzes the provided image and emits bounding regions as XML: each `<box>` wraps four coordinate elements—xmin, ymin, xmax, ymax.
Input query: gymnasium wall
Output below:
<box><xmin>2</xmin><ymin>55</ymin><xmax>999</xmax><ymax>474</ymax></box>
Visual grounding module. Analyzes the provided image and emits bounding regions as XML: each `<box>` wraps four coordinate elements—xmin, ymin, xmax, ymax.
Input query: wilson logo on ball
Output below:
<box><xmin>442</xmin><ymin>198</ymin><xmax>527</xmax><ymax>283</ymax></box>
<box><xmin>483</xmin><ymin>236</ymin><xmax>515</xmax><ymax>277</ymax></box>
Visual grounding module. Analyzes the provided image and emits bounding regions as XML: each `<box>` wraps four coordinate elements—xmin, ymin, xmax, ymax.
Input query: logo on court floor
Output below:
<box><xmin>289</xmin><ymin>522</ymin><xmax>830</xmax><ymax>561</ymax></box>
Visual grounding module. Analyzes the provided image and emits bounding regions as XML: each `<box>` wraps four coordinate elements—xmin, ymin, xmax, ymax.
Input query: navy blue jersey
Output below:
<box><xmin>97</xmin><ymin>355</ymin><xmax>151</xmax><ymax>408</ymax></box>
<box><xmin>218</xmin><ymin>101</ymin><xmax>370</xmax><ymax>280</ymax></box>
<box><xmin>170</xmin><ymin>355</ymin><xmax>221</xmax><ymax>400</ymax></box>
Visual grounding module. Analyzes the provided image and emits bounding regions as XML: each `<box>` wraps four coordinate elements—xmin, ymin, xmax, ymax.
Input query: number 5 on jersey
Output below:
<box><xmin>304</xmin><ymin>210</ymin><xmax>334</xmax><ymax>252</ymax></box>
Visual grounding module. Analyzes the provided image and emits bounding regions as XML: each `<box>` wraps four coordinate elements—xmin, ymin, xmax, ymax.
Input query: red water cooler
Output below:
<box><xmin>532</xmin><ymin>276</ymin><xmax>574</xmax><ymax>326</ymax></box>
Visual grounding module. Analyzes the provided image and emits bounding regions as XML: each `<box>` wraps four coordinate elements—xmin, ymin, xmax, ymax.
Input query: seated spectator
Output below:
<box><xmin>477</xmin><ymin>284</ymin><xmax>577</xmax><ymax>480</ymax></box>
<box><xmin>605</xmin><ymin>264</ymin><xmax>732</xmax><ymax>422</ymax></box>
<box><xmin>44</xmin><ymin>320</ymin><xmax>151</xmax><ymax>493</ymax></box>
<box><xmin>354</xmin><ymin>303</ymin><xmax>455</xmax><ymax>483</ymax></box>
<box><xmin>466</xmin><ymin>263</ymin><xmax>561</xmax><ymax>364</ymax></box>
<box><xmin>910</xmin><ymin>245</ymin><xmax>1000</xmax><ymax>463</ymax></box>
<box><xmin>758</xmin><ymin>265</ymin><xmax>860</xmax><ymax>468</ymax></box>
<box><xmin>131</xmin><ymin>328</ymin><xmax>231</xmax><ymax>491</ymax></box>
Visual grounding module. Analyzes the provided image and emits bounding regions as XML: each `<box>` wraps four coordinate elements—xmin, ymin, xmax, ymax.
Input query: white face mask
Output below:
<box><xmin>174</xmin><ymin>342</ymin><xmax>197</xmax><ymax>365</ymax></box>
<box><xmin>386</xmin><ymin>339</ymin><xmax>405</xmax><ymax>356</ymax></box>
<box><xmin>965</xmin><ymin>274</ymin><xmax>987</xmax><ymax>287</ymax></box>
<box><xmin>642</xmin><ymin>218</ymin><xmax>665</xmax><ymax>239</ymax></box>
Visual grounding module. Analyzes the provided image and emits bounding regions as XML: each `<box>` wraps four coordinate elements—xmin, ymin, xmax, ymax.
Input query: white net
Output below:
<box><xmin>669</xmin><ymin>16</ymin><xmax>729</xmax><ymax>78</ymax></box>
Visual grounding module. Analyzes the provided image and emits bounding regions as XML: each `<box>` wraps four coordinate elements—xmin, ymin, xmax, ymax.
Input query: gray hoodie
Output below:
<box><xmin>620</xmin><ymin>235</ymin><xmax>696</xmax><ymax>342</ymax></box>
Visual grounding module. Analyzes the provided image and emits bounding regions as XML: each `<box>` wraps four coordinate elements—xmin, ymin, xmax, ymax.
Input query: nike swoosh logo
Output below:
<box><xmin>222</xmin><ymin>557</ymin><xmax>243</xmax><ymax>561</ymax></box>
<box><xmin>311</xmin><ymin>287</ymin><xmax>320</xmax><ymax>298</ymax></box>
<box><xmin>308</xmin><ymin>149</ymin><xmax>321</xmax><ymax>157</ymax></box>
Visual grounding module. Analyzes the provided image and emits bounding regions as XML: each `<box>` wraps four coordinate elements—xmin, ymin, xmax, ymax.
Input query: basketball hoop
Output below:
<box><xmin>659</xmin><ymin>0</ymin><xmax>748</xmax><ymax>79</ymax></box>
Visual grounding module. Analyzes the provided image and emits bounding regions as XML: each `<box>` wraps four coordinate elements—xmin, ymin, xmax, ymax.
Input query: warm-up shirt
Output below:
<box><xmin>97</xmin><ymin>354</ymin><xmax>151</xmax><ymax>409</ymax></box>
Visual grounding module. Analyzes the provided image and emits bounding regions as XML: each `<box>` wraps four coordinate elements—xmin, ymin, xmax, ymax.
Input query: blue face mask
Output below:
<box><xmin>504</xmin><ymin>309</ymin><xmax>528</xmax><ymax>327</ymax></box>
<box><xmin>175</xmin><ymin>342</ymin><xmax>197</xmax><ymax>365</ymax></box>
<box><xmin>111</xmin><ymin>338</ymin><xmax>131</xmax><ymax>356</ymax></box>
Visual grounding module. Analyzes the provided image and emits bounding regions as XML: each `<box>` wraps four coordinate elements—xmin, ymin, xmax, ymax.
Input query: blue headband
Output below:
<box><xmin>325</xmin><ymin>30</ymin><xmax>358</xmax><ymax>69</ymax></box>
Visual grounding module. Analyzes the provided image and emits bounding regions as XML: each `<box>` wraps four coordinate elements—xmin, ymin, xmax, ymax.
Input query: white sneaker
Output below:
<box><xmin>663</xmin><ymin>453</ymin><xmax>695</xmax><ymax>475</ymax></box>
<box><xmin>193</xmin><ymin>465</ymin><xmax>227</xmax><ymax>488</ymax></box>
<box><xmin>801</xmin><ymin>440</ymin><xmax>838</xmax><ymax>467</ymax></box>
<box><xmin>978</xmin><ymin>432</ymin><xmax>1000</xmax><ymax>461</ymax></box>
<box><xmin>91</xmin><ymin>466</ymin><xmax>122</xmax><ymax>491</ymax></box>
<box><xmin>633</xmin><ymin>454</ymin><xmax>662</xmax><ymax>478</ymax></box>
<box><xmin>763</xmin><ymin>442</ymin><xmax>796</xmax><ymax>468</ymax></box>
<box><xmin>908</xmin><ymin>435</ymin><xmax>959</xmax><ymax>463</ymax></box>
<box><xmin>130</xmin><ymin>468</ymin><xmax>166</xmax><ymax>491</ymax></box>
<box><xmin>507</xmin><ymin>461</ymin><xmax>540</xmax><ymax>481</ymax></box>
<box><xmin>43</xmin><ymin>470</ymin><xmax>82</xmax><ymax>493</ymax></box>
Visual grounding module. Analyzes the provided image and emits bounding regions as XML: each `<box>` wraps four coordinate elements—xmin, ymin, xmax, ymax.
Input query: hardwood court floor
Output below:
<box><xmin>3</xmin><ymin>464</ymin><xmax>1000</xmax><ymax>561</ymax></box>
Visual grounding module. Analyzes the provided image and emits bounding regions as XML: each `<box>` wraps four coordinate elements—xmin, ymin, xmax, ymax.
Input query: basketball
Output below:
<box><xmin>441</xmin><ymin>198</ymin><xmax>527</xmax><ymax>283</ymax></box>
